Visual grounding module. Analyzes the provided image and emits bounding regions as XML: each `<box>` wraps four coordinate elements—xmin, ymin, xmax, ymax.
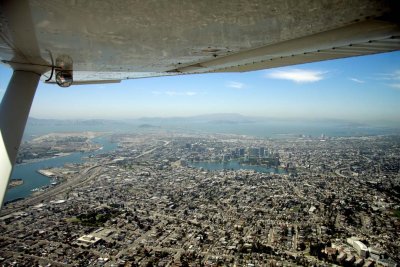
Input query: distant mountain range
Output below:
<box><xmin>27</xmin><ymin>117</ymin><xmax>129</xmax><ymax>127</ymax></box>
<box><xmin>133</xmin><ymin>113</ymin><xmax>256</xmax><ymax>124</ymax></box>
<box><xmin>27</xmin><ymin>114</ymin><xmax>399</xmax><ymax>129</ymax></box>
<box><xmin>24</xmin><ymin>115</ymin><xmax>400</xmax><ymax>139</ymax></box>
<box><xmin>27</xmin><ymin>113</ymin><xmax>256</xmax><ymax>126</ymax></box>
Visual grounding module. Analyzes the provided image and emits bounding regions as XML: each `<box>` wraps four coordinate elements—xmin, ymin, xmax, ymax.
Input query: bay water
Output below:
<box><xmin>5</xmin><ymin>136</ymin><xmax>116</xmax><ymax>203</ymax></box>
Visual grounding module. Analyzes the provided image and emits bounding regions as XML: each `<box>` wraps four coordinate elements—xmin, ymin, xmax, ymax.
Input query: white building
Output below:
<box><xmin>347</xmin><ymin>237</ymin><xmax>368</xmax><ymax>258</ymax></box>
<box><xmin>353</xmin><ymin>240</ymin><xmax>368</xmax><ymax>258</ymax></box>
<box><xmin>76</xmin><ymin>235</ymin><xmax>101</xmax><ymax>248</ymax></box>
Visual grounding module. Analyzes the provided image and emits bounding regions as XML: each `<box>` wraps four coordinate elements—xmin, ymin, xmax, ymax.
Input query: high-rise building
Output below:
<box><xmin>259</xmin><ymin>147</ymin><xmax>265</xmax><ymax>158</ymax></box>
<box><xmin>249</xmin><ymin>147</ymin><xmax>260</xmax><ymax>158</ymax></box>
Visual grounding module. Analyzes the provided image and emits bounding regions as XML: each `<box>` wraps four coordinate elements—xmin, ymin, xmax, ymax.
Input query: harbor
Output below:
<box><xmin>4</xmin><ymin>136</ymin><xmax>116</xmax><ymax>204</ymax></box>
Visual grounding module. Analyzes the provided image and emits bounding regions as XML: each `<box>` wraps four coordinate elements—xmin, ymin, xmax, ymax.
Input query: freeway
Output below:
<box><xmin>133</xmin><ymin>141</ymin><xmax>170</xmax><ymax>159</ymax></box>
<box><xmin>0</xmin><ymin>165</ymin><xmax>102</xmax><ymax>217</ymax></box>
<box><xmin>0</xmin><ymin>140</ymin><xmax>171</xmax><ymax>217</ymax></box>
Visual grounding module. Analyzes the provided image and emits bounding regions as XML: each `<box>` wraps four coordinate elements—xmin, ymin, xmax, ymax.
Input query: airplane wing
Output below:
<box><xmin>0</xmin><ymin>0</ymin><xmax>400</xmax><ymax>207</ymax></box>
<box><xmin>0</xmin><ymin>0</ymin><xmax>399</xmax><ymax>84</ymax></box>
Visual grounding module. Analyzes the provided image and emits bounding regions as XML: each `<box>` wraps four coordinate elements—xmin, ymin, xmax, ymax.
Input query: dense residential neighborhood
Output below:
<box><xmin>1</xmin><ymin>132</ymin><xmax>399</xmax><ymax>266</ymax></box>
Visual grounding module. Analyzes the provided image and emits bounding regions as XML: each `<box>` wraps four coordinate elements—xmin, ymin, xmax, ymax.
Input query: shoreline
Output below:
<box><xmin>5</xmin><ymin>135</ymin><xmax>116</xmax><ymax>206</ymax></box>
<box><xmin>16</xmin><ymin>153</ymin><xmax>73</xmax><ymax>166</ymax></box>
<box><xmin>16</xmin><ymin>133</ymin><xmax>109</xmax><ymax>166</ymax></box>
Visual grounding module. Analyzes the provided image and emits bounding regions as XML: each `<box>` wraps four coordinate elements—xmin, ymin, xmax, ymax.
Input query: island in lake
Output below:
<box><xmin>8</xmin><ymin>179</ymin><xmax>23</xmax><ymax>189</ymax></box>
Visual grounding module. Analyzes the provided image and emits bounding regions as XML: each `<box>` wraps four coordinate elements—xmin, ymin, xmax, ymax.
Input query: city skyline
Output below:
<box><xmin>1</xmin><ymin>51</ymin><xmax>400</xmax><ymax>126</ymax></box>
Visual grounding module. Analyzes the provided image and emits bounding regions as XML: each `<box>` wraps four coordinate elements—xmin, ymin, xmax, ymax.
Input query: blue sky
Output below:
<box><xmin>1</xmin><ymin>51</ymin><xmax>400</xmax><ymax>125</ymax></box>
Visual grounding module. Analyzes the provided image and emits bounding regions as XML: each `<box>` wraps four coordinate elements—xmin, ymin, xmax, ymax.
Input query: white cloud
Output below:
<box><xmin>165</xmin><ymin>91</ymin><xmax>197</xmax><ymax>96</ymax></box>
<box><xmin>265</xmin><ymin>69</ymin><xmax>326</xmax><ymax>83</ymax></box>
<box><xmin>226</xmin><ymin>81</ymin><xmax>245</xmax><ymax>89</ymax></box>
<box><xmin>349</xmin><ymin>78</ymin><xmax>365</xmax><ymax>83</ymax></box>
<box><xmin>393</xmin><ymin>70</ymin><xmax>400</xmax><ymax>80</ymax></box>
<box><xmin>376</xmin><ymin>70</ymin><xmax>400</xmax><ymax>81</ymax></box>
<box><xmin>389</xmin><ymin>83</ymin><xmax>400</xmax><ymax>89</ymax></box>
<box><xmin>375</xmin><ymin>70</ymin><xmax>400</xmax><ymax>89</ymax></box>
<box><xmin>151</xmin><ymin>90</ymin><xmax>197</xmax><ymax>96</ymax></box>
<box><xmin>185</xmin><ymin>91</ymin><xmax>197</xmax><ymax>96</ymax></box>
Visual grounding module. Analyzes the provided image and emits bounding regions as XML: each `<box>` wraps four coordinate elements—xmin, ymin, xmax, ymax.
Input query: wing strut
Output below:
<box><xmin>0</xmin><ymin>71</ymin><xmax>40</xmax><ymax>207</ymax></box>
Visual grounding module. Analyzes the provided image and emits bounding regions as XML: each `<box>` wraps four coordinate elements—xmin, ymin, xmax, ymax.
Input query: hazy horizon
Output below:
<box><xmin>25</xmin><ymin>113</ymin><xmax>400</xmax><ymax>128</ymax></box>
